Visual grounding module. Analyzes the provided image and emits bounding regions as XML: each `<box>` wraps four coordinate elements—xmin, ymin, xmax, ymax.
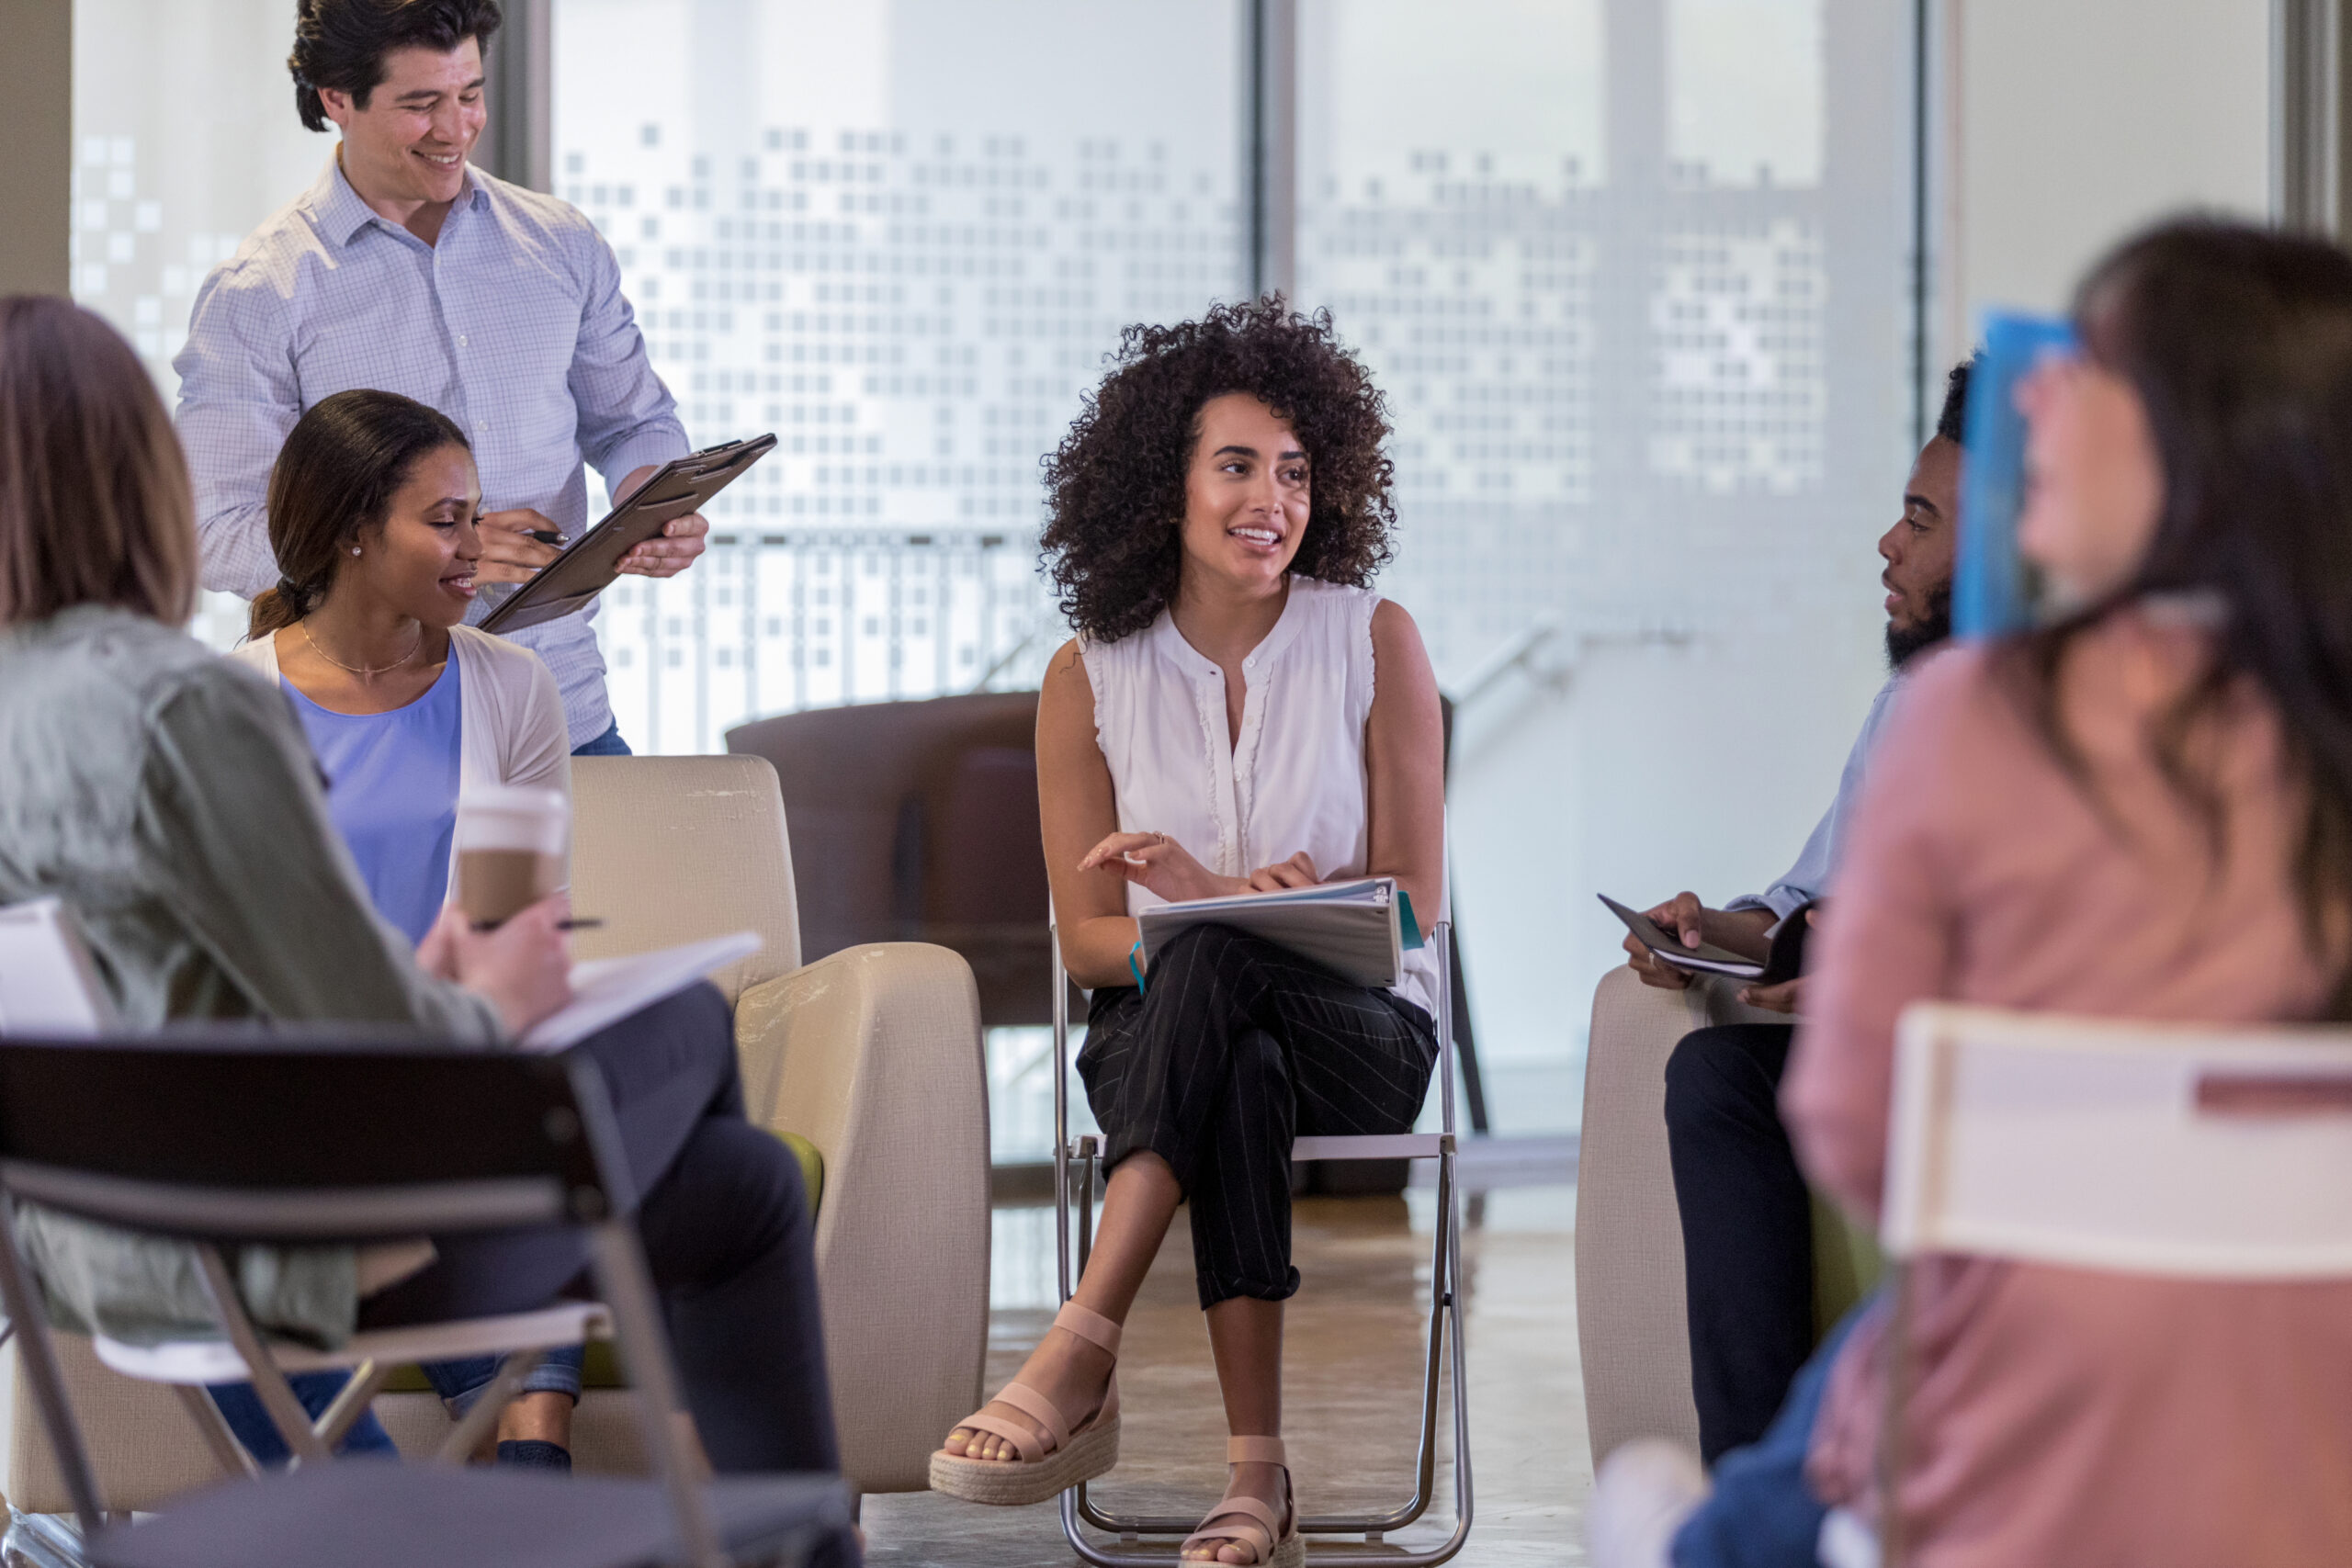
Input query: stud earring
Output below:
<box><xmin>352</xmin><ymin>547</ymin><xmax>362</xmax><ymax>556</ymax></box>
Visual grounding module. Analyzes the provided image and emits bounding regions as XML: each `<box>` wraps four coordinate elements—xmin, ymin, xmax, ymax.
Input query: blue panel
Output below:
<box><xmin>1954</xmin><ymin>310</ymin><xmax>2077</xmax><ymax>638</ymax></box>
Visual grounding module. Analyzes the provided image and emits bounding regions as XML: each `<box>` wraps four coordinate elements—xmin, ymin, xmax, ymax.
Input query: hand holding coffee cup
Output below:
<box><xmin>453</xmin><ymin>785</ymin><xmax>568</xmax><ymax>930</ymax></box>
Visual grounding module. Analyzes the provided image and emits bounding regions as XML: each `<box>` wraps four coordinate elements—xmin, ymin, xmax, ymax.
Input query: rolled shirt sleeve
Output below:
<box><xmin>1726</xmin><ymin>675</ymin><xmax>1909</xmax><ymax>922</ymax></box>
<box><xmin>173</xmin><ymin>262</ymin><xmax>301</xmax><ymax>599</ymax></box>
<box><xmin>567</xmin><ymin>229</ymin><xmax>687</xmax><ymax>492</ymax></box>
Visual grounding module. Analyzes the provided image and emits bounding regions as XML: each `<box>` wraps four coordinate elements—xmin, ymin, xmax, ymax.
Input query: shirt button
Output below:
<box><xmin>458</xmin><ymin>333</ymin><xmax>469</xmax><ymax>346</ymax></box>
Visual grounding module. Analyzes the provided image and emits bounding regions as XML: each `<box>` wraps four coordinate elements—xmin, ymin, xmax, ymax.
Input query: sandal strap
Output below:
<box><xmin>956</xmin><ymin>1410</ymin><xmax>1046</xmax><ymax>1462</ymax></box>
<box><xmin>1054</xmin><ymin>1299</ymin><xmax>1123</xmax><ymax>1358</ymax></box>
<box><xmin>1182</xmin><ymin>1495</ymin><xmax>1281</xmax><ymax>1561</ymax></box>
<box><xmin>989</xmin><ymin>1380</ymin><xmax>1072</xmax><ymax>1452</ymax></box>
<box><xmin>1227</xmin><ymin>1435</ymin><xmax>1287</xmax><ymax>1467</ymax></box>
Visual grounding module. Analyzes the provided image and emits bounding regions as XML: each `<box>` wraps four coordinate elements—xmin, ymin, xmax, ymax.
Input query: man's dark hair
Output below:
<box><xmin>289</xmin><ymin>0</ymin><xmax>503</xmax><ymax>132</ymax></box>
<box><xmin>1935</xmin><ymin>355</ymin><xmax>1976</xmax><ymax>446</ymax></box>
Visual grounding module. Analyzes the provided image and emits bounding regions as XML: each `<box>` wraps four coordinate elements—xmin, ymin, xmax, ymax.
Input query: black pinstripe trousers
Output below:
<box><xmin>1077</xmin><ymin>921</ymin><xmax>1439</xmax><ymax>1310</ymax></box>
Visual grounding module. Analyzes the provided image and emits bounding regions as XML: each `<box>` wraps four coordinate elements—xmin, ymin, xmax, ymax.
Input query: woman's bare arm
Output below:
<box><xmin>1363</xmin><ymin>600</ymin><xmax>1447</xmax><ymax>921</ymax></box>
<box><xmin>1037</xmin><ymin>639</ymin><xmax>1150</xmax><ymax>989</ymax></box>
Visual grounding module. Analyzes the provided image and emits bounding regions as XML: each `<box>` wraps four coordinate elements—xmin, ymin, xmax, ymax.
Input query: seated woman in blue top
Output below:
<box><xmin>220</xmin><ymin>389</ymin><xmax>580</xmax><ymax>1467</ymax></box>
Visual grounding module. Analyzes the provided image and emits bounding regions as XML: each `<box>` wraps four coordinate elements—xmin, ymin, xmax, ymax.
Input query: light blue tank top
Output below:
<box><xmin>285</xmin><ymin>649</ymin><xmax>463</xmax><ymax>947</ymax></box>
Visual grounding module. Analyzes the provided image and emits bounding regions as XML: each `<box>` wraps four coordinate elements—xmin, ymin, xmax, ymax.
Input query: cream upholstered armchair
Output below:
<box><xmin>6</xmin><ymin>754</ymin><xmax>989</xmax><ymax>1519</ymax></box>
<box><xmin>1574</xmin><ymin>965</ymin><xmax>1880</xmax><ymax>1467</ymax></box>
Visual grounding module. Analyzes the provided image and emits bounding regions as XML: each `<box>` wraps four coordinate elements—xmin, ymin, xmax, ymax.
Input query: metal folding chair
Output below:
<box><xmin>0</xmin><ymin>902</ymin><xmax>608</xmax><ymax>1562</ymax></box>
<box><xmin>1853</xmin><ymin>1002</ymin><xmax>2352</xmax><ymax>1568</ymax></box>
<box><xmin>1049</xmin><ymin>919</ymin><xmax>1473</xmax><ymax>1568</ymax></box>
<box><xmin>0</xmin><ymin>1031</ymin><xmax>854</xmax><ymax>1568</ymax></box>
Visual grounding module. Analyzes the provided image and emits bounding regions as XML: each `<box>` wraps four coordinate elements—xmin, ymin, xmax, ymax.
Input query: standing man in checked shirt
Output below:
<box><xmin>175</xmin><ymin>0</ymin><xmax>705</xmax><ymax>756</ymax></box>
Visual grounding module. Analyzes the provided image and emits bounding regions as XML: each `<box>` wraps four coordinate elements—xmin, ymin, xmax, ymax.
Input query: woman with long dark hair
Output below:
<box><xmin>0</xmin><ymin>297</ymin><xmax>839</xmax><ymax>1486</ymax></box>
<box><xmin>1600</xmin><ymin>218</ymin><xmax>2352</xmax><ymax>1568</ymax></box>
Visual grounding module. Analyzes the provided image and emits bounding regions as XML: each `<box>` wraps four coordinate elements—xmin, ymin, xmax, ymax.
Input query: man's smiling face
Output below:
<box><xmin>321</xmin><ymin>37</ymin><xmax>486</xmax><ymax>212</ymax></box>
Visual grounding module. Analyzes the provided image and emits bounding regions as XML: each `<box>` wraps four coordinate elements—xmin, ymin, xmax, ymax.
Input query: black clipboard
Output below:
<box><xmin>477</xmin><ymin>434</ymin><xmax>776</xmax><ymax>635</ymax></box>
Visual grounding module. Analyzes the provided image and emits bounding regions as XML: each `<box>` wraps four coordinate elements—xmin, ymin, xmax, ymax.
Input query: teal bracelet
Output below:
<box><xmin>1128</xmin><ymin>940</ymin><xmax>1148</xmax><ymax>996</ymax></box>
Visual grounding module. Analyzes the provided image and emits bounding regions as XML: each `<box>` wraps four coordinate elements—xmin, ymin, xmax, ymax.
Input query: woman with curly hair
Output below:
<box><xmin>930</xmin><ymin>299</ymin><xmax>1446</xmax><ymax>1567</ymax></box>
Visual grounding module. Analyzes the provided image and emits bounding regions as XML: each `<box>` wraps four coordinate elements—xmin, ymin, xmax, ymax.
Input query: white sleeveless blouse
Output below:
<box><xmin>1081</xmin><ymin>576</ymin><xmax>1441</xmax><ymax>1018</ymax></box>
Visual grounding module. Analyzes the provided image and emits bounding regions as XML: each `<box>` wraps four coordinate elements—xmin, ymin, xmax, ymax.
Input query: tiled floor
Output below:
<box><xmin>865</xmin><ymin>1185</ymin><xmax>1589</xmax><ymax>1567</ymax></box>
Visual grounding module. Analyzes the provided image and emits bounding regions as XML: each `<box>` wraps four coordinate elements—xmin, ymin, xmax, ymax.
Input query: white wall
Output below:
<box><xmin>1936</xmin><ymin>0</ymin><xmax>2273</xmax><ymax>353</ymax></box>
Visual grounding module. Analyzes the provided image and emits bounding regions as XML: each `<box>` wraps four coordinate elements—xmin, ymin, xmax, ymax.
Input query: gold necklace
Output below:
<box><xmin>299</xmin><ymin>618</ymin><xmax>422</xmax><ymax>680</ymax></box>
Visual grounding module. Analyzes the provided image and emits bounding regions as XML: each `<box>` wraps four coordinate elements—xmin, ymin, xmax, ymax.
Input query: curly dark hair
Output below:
<box><xmin>1040</xmin><ymin>297</ymin><xmax>1396</xmax><ymax>643</ymax></box>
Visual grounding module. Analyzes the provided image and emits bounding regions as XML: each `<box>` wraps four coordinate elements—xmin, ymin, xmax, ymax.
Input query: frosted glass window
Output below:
<box><xmin>554</xmin><ymin>0</ymin><xmax>1246</xmax><ymax>756</ymax></box>
<box><xmin>1299</xmin><ymin>0</ymin><xmax>1906</xmax><ymax>1131</ymax></box>
<box><xmin>1306</xmin><ymin>0</ymin><xmax>1605</xmax><ymax>193</ymax></box>
<box><xmin>1668</xmin><ymin>0</ymin><xmax>1826</xmax><ymax>188</ymax></box>
<box><xmin>70</xmin><ymin>0</ymin><xmax>334</xmax><ymax>654</ymax></box>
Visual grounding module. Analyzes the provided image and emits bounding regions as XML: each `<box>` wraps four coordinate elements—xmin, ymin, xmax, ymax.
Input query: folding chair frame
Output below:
<box><xmin>0</xmin><ymin>1047</ymin><xmax>746</xmax><ymax>1568</ymax></box>
<box><xmin>1049</xmin><ymin>919</ymin><xmax>1474</xmax><ymax>1568</ymax></box>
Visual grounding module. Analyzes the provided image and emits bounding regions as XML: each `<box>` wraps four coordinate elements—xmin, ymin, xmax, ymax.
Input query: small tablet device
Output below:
<box><xmin>477</xmin><ymin>433</ymin><xmax>776</xmax><ymax>635</ymax></box>
<box><xmin>1599</xmin><ymin>893</ymin><xmax>1814</xmax><ymax>985</ymax></box>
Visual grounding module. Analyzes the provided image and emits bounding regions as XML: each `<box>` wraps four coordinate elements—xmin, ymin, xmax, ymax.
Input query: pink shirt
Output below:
<box><xmin>1783</xmin><ymin>607</ymin><xmax>2352</xmax><ymax>1568</ymax></box>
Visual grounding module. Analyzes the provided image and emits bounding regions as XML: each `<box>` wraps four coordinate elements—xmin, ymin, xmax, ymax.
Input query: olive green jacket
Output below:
<box><xmin>0</xmin><ymin>606</ymin><xmax>503</xmax><ymax>1346</ymax></box>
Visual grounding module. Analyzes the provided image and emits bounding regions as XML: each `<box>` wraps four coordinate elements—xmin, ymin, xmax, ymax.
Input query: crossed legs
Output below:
<box><xmin>359</xmin><ymin>981</ymin><xmax>840</xmax><ymax>1474</ymax></box>
<box><xmin>943</xmin><ymin>924</ymin><xmax>1434</xmax><ymax>1562</ymax></box>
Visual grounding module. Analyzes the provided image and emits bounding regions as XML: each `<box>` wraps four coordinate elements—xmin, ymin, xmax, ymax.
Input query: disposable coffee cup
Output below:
<box><xmin>452</xmin><ymin>785</ymin><xmax>568</xmax><ymax>929</ymax></box>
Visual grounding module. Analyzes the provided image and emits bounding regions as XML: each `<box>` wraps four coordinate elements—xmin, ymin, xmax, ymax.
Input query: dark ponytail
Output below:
<box><xmin>248</xmin><ymin>389</ymin><xmax>469</xmax><ymax>642</ymax></box>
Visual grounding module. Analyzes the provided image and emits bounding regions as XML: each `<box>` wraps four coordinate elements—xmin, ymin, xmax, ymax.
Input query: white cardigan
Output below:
<box><xmin>230</xmin><ymin>620</ymin><xmax>571</xmax><ymax>807</ymax></box>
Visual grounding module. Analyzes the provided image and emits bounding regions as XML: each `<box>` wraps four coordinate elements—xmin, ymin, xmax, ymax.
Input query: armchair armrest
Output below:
<box><xmin>733</xmin><ymin>942</ymin><xmax>989</xmax><ymax>1493</ymax></box>
<box><xmin>1574</xmin><ymin>967</ymin><xmax>1784</xmax><ymax>1464</ymax></box>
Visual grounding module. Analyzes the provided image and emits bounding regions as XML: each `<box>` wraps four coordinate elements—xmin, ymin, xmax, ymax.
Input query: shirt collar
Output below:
<box><xmin>305</xmin><ymin>152</ymin><xmax>489</xmax><ymax>247</ymax></box>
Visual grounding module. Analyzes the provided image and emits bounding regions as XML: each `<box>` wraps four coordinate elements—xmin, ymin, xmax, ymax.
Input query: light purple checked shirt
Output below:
<box><xmin>1725</xmin><ymin>672</ymin><xmax>1907</xmax><ymax>923</ymax></box>
<box><xmin>175</xmin><ymin>156</ymin><xmax>689</xmax><ymax>748</ymax></box>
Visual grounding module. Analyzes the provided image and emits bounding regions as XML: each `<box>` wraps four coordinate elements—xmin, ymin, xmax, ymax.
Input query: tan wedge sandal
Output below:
<box><xmin>1181</xmin><ymin>1436</ymin><xmax>1302</xmax><ymax>1568</ymax></box>
<box><xmin>928</xmin><ymin>1299</ymin><xmax>1122</xmax><ymax>1506</ymax></box>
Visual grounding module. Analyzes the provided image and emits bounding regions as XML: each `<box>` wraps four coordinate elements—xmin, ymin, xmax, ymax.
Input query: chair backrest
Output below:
<box><xmin>729</xmin><ymin>692</ymin><xmax>1054</xmax><ymax>1022</ymax></box>
<box><xmin>571</xmin><ymin>754</ymin><xmax>801</xmax><ymax>1001</ymax></box>
<box><xmin>0</xmin><ymin>900</ymin><xmax>116</xmax><ymax>1036</ymax></box>
<box><xmin>1884</xmin><ymin>1002</ymin><xmax>2352</xmax><ymax>1278</ymax></box>
<box><xmin>0</xmin><ymin>1034</ymin><xmax>609</xmax><ymax>1243</ymax></box>
<box><xmin>0</xmin><ymin>1033</ymin><xmax>749</xmax><ymax>1564</ymax></box>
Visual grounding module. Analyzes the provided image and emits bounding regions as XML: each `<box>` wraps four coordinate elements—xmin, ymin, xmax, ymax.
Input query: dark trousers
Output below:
<box><xmin>1078</xmin><ymin>923</ymin><xmax>1437</xmax><ymax>1310</ymax></box>
<box><xmin>1662</xmin><ymin>1022</ymin><xmax>1813</xmax><ymax>1465</ymax></box>
<box><xmin>357</xmin><ymin>983</ymin><xmax>840</xmax><ymax>1475</ymax></box>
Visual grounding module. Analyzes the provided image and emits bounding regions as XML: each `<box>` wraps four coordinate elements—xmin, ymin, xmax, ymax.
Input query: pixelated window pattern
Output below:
<box><xmin>560</xmin><ymin>121</ymin><xmax>1244</xmax><ymax>751</ymax></box>
<box><xmin>1647</xmin><ymin>220</ymin><xmax>1826</xmax><ymax>496</ymax></box>
<box><xmin>67</xmin><ymin>0</ymin><xmax>1858</xmax><ymax>750</ymax></box>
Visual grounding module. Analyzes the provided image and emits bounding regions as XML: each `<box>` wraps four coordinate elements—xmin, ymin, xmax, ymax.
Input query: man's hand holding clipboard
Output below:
<box><xmin>478</xmin><ymin>434</ymin><xmax>775</xmax><ymax>636</ymax></box>
<box><xmin>607</xmin><ymin>458</ymin><xmax>713</xmax><ymax>578</ymax></box>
